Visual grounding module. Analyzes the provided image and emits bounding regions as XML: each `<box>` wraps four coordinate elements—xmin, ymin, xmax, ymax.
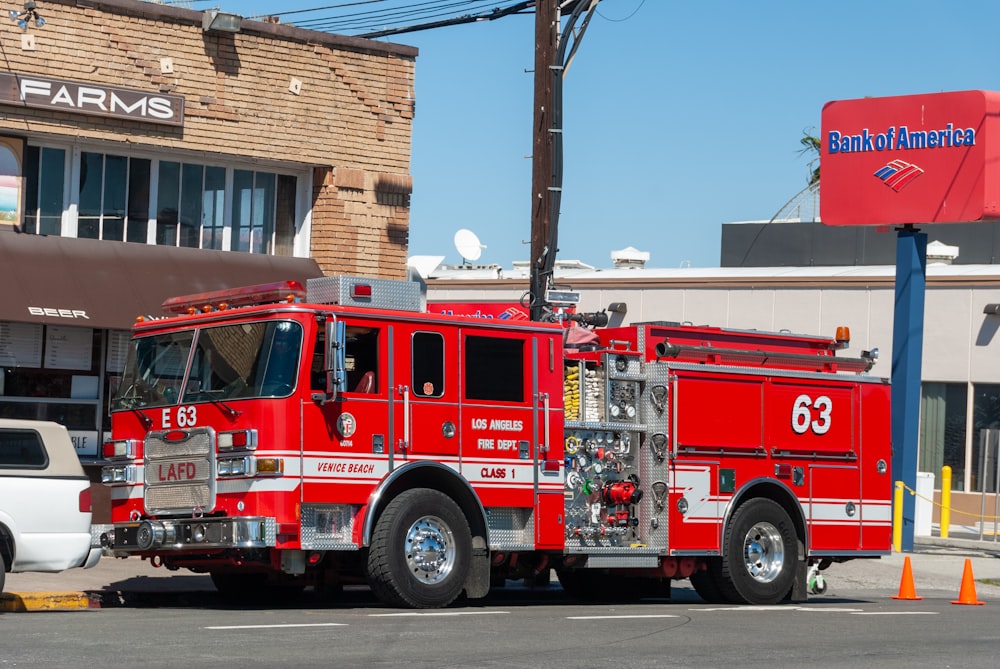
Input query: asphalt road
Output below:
<box><xmin>1</xmin><ymin>583</ymin><xmax>998</xmax><ymax>669</ymax></box>
<box><xmin>3</xmin><ymin>539</ymin><xmax>999</xmax><ymax>667</ymax></box>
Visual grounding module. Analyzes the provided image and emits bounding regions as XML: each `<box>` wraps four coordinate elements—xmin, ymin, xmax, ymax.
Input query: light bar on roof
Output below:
<box><xmin>161</xmin><ymin>281</ymin><xmax>307</xmax><ymax>314</ymax></box>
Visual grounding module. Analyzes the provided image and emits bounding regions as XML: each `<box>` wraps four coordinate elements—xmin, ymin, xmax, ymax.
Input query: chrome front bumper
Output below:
<box><xmin>100</xmin><ymin>516</ymin><xmax>276</xmax><ymax>555</ymax></box>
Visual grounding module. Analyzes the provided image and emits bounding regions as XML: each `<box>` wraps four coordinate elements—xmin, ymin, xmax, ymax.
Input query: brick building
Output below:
<box><xmin>0</xmin><ymin>0</ymin><xmax>417</xmax><ymax>463</ymax></box>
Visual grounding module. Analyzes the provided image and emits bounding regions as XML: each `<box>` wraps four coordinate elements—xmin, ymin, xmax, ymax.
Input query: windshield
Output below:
<box><xmin>112</xmin><ymin>320</ymin><xmax>303</xmax><ymax>410</ymax></box>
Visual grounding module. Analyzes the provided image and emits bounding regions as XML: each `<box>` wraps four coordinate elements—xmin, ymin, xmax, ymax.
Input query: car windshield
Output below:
<box><xmin>112</xmin><ymin>321</ymin><xmax>302</xmax><ymax>410</ymax></box>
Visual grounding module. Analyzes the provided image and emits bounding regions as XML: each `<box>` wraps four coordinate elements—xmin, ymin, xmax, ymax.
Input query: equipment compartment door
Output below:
<box><xmin>809</xmin><ymin>465</ymin><xmax>861</xmax><ymax>551</ymax></box>
<box><xmin>458</xmin><ymin>330</ymin><xmax>539</xmax><ymax>509</ymax></box>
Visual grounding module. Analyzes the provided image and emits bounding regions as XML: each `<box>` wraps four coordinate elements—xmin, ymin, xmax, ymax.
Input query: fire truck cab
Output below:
<box><xmin>101</xmin><ymin>276</ymin><xmax>892</xmax><ymax>608</ymax></box>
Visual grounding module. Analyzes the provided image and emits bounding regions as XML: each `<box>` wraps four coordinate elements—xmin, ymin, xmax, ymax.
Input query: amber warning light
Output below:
<box><xmin>161</xmin><ymin>280</ymin><xmax>306</xmax><ymax>314</ymax></box>
<box><xmin>835</xmin><ymin>326</ymin><xmax>851</xmax><ymax>349</ymax></box>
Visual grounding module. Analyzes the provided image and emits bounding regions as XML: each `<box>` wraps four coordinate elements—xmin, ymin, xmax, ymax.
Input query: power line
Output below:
<box><xmin>238</xmin><ymin>0</ymin><xmax>536</xmax><ymax>37</ymax></box>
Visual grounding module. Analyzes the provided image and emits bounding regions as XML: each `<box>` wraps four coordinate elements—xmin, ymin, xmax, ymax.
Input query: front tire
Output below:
<box><xmin>715</xmin><ymin>498</ymin><xmax>797</xmax><ymax>605</ymax></box>
<box><xmin>367</xmin><ymin>489</ymin><xmax>471</xmax><ymax>608</ymax></box>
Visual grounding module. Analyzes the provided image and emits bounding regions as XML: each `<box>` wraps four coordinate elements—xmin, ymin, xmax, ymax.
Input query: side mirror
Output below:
<box><xmin>316</xmin><ymin>316</ymin><xmax>346</xmax><ymax>403</ymax></box>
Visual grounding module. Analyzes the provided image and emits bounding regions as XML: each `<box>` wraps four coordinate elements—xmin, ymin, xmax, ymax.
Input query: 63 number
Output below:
<box><xmin>791</xmin><ymin>394</ymin><xmax>831</xmax><ymax>435</ymax></box>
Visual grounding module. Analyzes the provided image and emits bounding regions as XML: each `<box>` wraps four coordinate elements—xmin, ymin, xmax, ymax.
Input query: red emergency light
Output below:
<box><xmin>162</xmin><ymin>280</ymin><xmax>306</xmax><ymax>314</ymax></box>
<box><xmin>350</xmin><ymin>283</ymin><xmax>373</xmax><ymax>299</ymax></box>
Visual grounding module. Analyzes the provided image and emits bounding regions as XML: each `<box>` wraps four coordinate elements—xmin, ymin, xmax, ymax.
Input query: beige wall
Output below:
<box><xmin>0</xmin><ymin>0</ymin><xmax>416</xmax><ymax>278</ymax></box>
<box><xmin>425</xmin><ymin>273</ymin><xmax>1000</xmax><ymax>383</ymax></box>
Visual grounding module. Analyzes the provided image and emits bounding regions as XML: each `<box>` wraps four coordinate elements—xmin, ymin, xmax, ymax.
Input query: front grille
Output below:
<box><xmin>144</xmin><ymin>428</ymin><xmax>216</xmax><ymax>515</ymax></box>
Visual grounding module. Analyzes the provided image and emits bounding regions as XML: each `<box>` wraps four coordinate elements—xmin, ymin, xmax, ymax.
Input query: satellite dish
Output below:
<box><xmin>454</xmin><ymin>229</ymin><xmax>485</xmax><ymax>263</ymax></box>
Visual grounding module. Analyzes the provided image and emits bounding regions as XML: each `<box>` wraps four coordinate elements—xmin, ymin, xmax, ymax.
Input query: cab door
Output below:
<box><xmin>393</xmin><ymin>326</ymin><xmax>460</xmax><ymax>461</ymax></box>
<box><xmin>301</xmin><ymin>317</ymin><xmax>392</xmax><ymax>507</ymax></box>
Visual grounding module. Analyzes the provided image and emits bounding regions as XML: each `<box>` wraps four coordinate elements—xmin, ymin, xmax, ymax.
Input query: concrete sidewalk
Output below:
<box><xmin>4</xmin><ymin>535</ymin><xmax>999</xmax><ymax>612</ymax></box>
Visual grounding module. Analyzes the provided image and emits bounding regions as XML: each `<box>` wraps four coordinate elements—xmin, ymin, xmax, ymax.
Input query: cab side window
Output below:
<box><xmin>465</xmin><ymin>335</ymin><xmax>524</xmax><ymax>402</ymax></box>
<box><xmin>345</xmin><ymin>326</ymin><xmax>379</xmax><ymax>393</ymax></box>
<box><xmin>412</xmin><ymin>331</ymin><xmax>444</xmax><ymax>398</ymax></box>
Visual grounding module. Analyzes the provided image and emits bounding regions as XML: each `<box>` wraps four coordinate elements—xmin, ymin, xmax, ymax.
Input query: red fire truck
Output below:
<box><xmin>100</xmin><ymin>276</ymin><xmax>892</xmax><ymax>608</ymax></box>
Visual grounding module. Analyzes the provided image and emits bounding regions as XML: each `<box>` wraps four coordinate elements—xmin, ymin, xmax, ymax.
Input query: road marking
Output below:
<box><xmin>851</xmin><ymin>611</ymin><xmax>940</xmax><ymax>616</ymax></box>
<box><xmin>206</xmin><ymin>623</ymin><xmax>348</xmax><ymax>630</ymax></box>
<box><xmin>567</xmin><ymin>614</ymin><xmax>681</xmax><ymax>620</ymax></box>
<box><xmin>694</xmin><ymin>606</ymin><xmax>862</xmax><ymax>613</ymax></box>
<box><xmin>371</xmin><ymin>611</ymin><xmax>510</xmax><ymax>617</ymax></box>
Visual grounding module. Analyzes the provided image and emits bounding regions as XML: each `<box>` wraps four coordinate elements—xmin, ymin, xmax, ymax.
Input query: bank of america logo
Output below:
<box><xmin>874</xmin><ymin>160</ymin><xmax>924</xmax><ymax>192</ymax></box>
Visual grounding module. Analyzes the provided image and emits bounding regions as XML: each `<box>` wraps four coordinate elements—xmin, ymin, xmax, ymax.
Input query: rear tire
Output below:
<box><xmin>367</xmin><ymin>489</ymin><xmax>471</xmax><ymax>608</ymax></box>
<box><xmin>715</xmin><ymin>498</ymin><xmax>798</xmax><ymax>605</ymax></box>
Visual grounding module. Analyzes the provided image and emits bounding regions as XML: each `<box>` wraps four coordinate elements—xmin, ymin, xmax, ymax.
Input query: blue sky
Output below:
<box><xmin>210</xmin><ymin>0</ymin><xmax>1000</xmax><ymax>269</ymax></box>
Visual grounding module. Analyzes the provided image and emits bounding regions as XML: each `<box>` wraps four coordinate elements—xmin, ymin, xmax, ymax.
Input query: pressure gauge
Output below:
<box><xmin>615</xmin><ymin>355</ymin><xmax>628</xmax><ymax>372</ymax></box>
<box><xmin>609</xmin><ymin>404</ymin><xmax>621</xmax><ymax>418</ymax></box>
<box><xmin>593</xmin><ymin>462</ymin><xmax>604</xmax><ymax>474</ymax></box>
<box><xmin>625</xmin><ymin>405</ymin><xmax>636</xmax><ymax>418</ymax></box>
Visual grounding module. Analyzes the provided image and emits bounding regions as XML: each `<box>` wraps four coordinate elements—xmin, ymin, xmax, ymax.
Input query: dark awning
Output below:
<box><xmin>0</xmin><ymin>229</ymin><xmax>324</xmax><ymax>330</ymax></box>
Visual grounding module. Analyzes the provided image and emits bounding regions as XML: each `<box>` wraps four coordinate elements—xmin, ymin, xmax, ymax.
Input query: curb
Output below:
<box><xmin>0</xmin><ymin>591</ymin><xmax>97</xmax><ymax>612</ymax></box>
<box><xmin>1</xmin><ymin>589</ymin><xmax>220</xmax><ymax>612</ymax></box>
<box><xmin>915</xmin><ymin>536</ymin><xmax>1000</xmax><ymax>555</ymax></box>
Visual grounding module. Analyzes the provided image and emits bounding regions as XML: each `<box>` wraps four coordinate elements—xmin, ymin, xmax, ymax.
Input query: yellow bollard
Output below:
<box><xmin>893</xmin><ymin>480</ymin><xmax>904</xmax><ymax>553</ymax></box>
<box><xmin>940</xmin><ymin>465</ymin><xmax>952</xmax><ymax>539</ymax></box>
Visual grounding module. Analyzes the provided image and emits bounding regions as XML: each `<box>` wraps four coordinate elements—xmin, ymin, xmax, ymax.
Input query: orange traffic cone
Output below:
<box><xmin>892</xmin><ymin>555</ymin><xmax>922</xmax><ymax>600</ymax></box>
<box><xmin>951</xmin><ymin>558</ymin><xmax>985</xmax><ymax>605</ymax></box>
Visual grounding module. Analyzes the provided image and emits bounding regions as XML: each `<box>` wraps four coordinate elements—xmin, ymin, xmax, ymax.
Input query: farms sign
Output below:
<box><xmin>0</xmin><ymin>72</ymin><xmax>184</xmax><ymax>127</ymax></box>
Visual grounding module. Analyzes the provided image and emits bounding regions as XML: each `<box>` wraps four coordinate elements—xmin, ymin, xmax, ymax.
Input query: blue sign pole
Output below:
<box><xmin>890</xmin><ymin>226</ymin><xmax>926</xmax><ymax>552</ymax></box>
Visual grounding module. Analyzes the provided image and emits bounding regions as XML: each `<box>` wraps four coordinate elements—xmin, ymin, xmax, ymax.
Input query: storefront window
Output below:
<box><xmin>23</xmin><ymin>145</ymin><xmax>297</xmax><ymax>256</ymax></box>
<box><xmin>233</xmin><ymin>170</ymin><xmax>276</xmax><ymax>253</ymax></box>
<box><xmin>972</xmin><ymin>384</ymin><xmax>1000</xmax><ymax>493</ymax></box>
<box><xmin>0</xmin><ymin>324</ymin><xmax>102</xmax><ymax>452</ymax></box>
<box><xmin>23</xmin><ymin>146</ymin><xmax>65</xmax><ymax>235</ymax></box>
<box><xmin>920</xmin><ymin>382</ymin><xmax>968</xmax><ymax>491</ymax></box>
<box><xmin>127</xmin><ymin>159</ymin><xmax>151</xmax><ymax>243</ymax></box>
<box><xmin>202</xmin><ymin>166</ymin><xmax>226</xmax><ymax>249</ymax></box>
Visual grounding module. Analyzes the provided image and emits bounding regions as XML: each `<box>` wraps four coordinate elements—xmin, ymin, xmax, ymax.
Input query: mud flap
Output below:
<box><xmin>784</xmin><ymin>559</ymin><xmax>808</xmax><ymax>603</ymax></box>
<box><xmin>463</xmin><ymin>542</ymin><xmax>490</xmax><ymax>599</ymax></box>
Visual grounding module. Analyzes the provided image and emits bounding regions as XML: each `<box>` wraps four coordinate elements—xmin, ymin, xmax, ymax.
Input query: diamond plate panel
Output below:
<box><xmin>486</xmin><ymin>507</ymin><xmax>534</xmax><ymax>550</ymax></box>
<box><xmin>637</xmin><ymin>325</ymin><xmax>671</xmax><ymax>550</ymax></box>
<box><xmin>306</xmin><ymin>276</ymin><xmax>421</xmax><ymax>312</ymax></box>
<box><xmin>300</xmin><ymin>505</ymin><xmax>360</xmax><ymax>550</ymax></box>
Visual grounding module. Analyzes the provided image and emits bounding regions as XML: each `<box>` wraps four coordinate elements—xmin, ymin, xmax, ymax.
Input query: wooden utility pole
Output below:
<box><xmin>529</xmin><ymin>0</ymin><xmax>558</xmax><ymax>321</ymax></box>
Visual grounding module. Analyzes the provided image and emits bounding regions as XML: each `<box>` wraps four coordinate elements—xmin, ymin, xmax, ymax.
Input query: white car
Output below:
<box><xmin>0</xmin><ymin>419</ymin><xmax>101</xmax><ymax>593</ymax></box>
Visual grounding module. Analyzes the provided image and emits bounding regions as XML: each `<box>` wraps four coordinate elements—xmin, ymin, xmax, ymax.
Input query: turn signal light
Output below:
<box><xmin>256</xmin><ymin>458</ymin><xmax>284</xmax><ymax>475</ymax></box>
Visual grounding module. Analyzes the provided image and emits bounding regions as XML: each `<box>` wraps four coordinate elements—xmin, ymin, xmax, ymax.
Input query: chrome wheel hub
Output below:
<box><xmin>405</xmin><ymin>515</ymin><xmax>456</xmax><ymax>584</ymax></box>
<box><xmin>743</xmin><ymin>522</ymin><xmax>784</xmax><ymax>583</ymax></box>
